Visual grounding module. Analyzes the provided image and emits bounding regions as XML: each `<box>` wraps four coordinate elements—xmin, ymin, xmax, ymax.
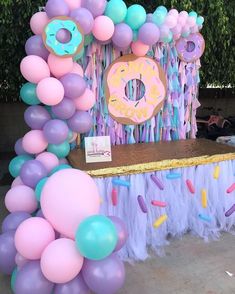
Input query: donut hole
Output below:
<box><xmin>125</xmin><ymin>79</ymin><xmax>146</xmax><ymax>101</ymax></box>
<box><xmin>186</xmin><ymin>41</ymin><xmax>196</xmax><ymax>52</ymax></box>
<box><xmin>56</xmin><ymin>29</ymin><xmax>72</xmax><ymax>44</ymax></box>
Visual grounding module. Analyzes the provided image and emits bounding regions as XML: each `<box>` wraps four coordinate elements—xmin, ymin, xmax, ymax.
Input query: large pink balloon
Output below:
<box><xmin>11</xmin><ymin>176</ymin><xmax>24</xmax><ymax>188</ymax></box>
<box><xmin>75</xmin><ymin>88</ymin><xmax>95</xmax><ymax>111</ymax></box>
<box><xmin>36</xmin><ymin>77</ymin><xmax>64</xmax><ymax>106</ymax></box>
<box><xmin>70</xmin><ymin>63</ymin><xmax>84</xmax><ymax>77</ymax></box>
<box><xmin>15</xmin><ymin>217</ymin><xmax>55</xmax><ymax>260</ymax></box>
<box><xmin>22</xmin><ymin>130</ymin><xmax>48</xmax><ymax>154</ymax></box>
<box><xmin>48</xmin><ymin>54</ymin><xmax>73</xmax><ymax>78</ymax></box>
<box><xmin>131</xmin><ymin>41</ymin><xmax>149</xmax><ymax>57</ymax></box>
<box><xmin>30</xmin><ymin>12</ymin><xmax>49</xmax><ymax>35</ymax></box>
<box><xmin>40</xmin><ymin>238</ymin><xmax>84</xmax><ymax>283</ymax></box>
<box><xmin>20</xmin><ymin>55</ymin><xmax>50</xmax><ymax>84</ymax></box>
<box><xmin>36</xmin><ymin>152</ymin><xmax>59</xmax><ymax>173</ymax></box>
<box><xmin>41</xmin><ymin>169</ymin><xmax>100</xmax><ymax>238</ymax></box>
<box><xmin>5</xmin><ymin>185</ymin><xmax>37</xmax><ymax>213</ymax></box>
<box><xmin>92</xmin><ymin>16</ymin><xmax>114</xmax><ymax>41</ymax></box>
<box><xmin>64</xmin><ymin>0</ymin><xmax>81</xmax><ymax>10</ymax></box>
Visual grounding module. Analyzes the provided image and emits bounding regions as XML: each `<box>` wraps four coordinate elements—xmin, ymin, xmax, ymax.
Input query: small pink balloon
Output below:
<box><xmin>169</xmin><ymin>9</ymin><xmax>179</xmax><ymax>17</ymax></box>
<box><xmin>74</xmin><ymin>88</ymin><xmax>95</xmax><ymax>111</ymax></box>
<box><xmin>47</xmin><ymin>54</ymin><xmax>73</xmax><ymax>78</ymax></box>
<box><xmin>15</xmin><ymin>217</ymin><xmax>55</xmax><ymax>260</ymax></box>
<box><xmin>191</xmin><ymin>25</ymin><xmax>199</xmax><ymax>33</ymax></box>
<box><xmin>36</xmin><ymin>77</ymin><xmax>64</xmax><ymax>106</ymax></box>
<box><xmin>20</xmin><ymin>55</ymin><xmax>50</xmax><ymax>84</ymax></box>
<box><xmin>64</xmin><ymin>0</ymin><xmax>81</xmax><ymax>10</ymax></box>
<box><xmin>15</xmin><ymin>252</ymin><xmax>29</xmax><ymax>269</ymax></box>
<box><xmin>173</xmin><ymin>33</ymin><xmax>181</xmax><ymax>41</ymax></box>
<box><xmin>22</xmin><ymin>130</ymin><xmax>48</xmax><ymax>154</ymax></box>
<box><xmin>70</xmin><ymin>63</ymin><xmax>84</xmax><ymax>77</ymax></box>
<box><xmin>131</xmin><ymin>41</ymin><xmax>149</xmax><ymax>57</ymax></box>
<box><xmin>164</xmin><ymin>15</ymin><xmax>177</xmax><ymax>28</ymax></box>
<box><xmin>5</xmin><ymin>185</ymin><xmax>37</xmax><ymax>214</ymax></box>
<box><xmin>11</xmin><ymin>176</ymin><xmax>24</xmax><ymax>188</ymax></box>
<box><xmin>30</xmin><ymin>12</ymin><xmax>49</xmax><ymax>35</ymax></box>
<box><xmin>178</xmin><ymin>11</ymin><xmax>188</xmax><ymax>26</ymax></box>
<box><xmin>187</xmin><ymin>16</ymin><xmax>196</xmax><ymax>27</ymax></box>
<box><xmin>92</xmin><ymin>16</ymin><xmax>114</xmax><ymax>41</ymax></box>
<box><xmin>171</xmin><ymin>24</ymin><xmax>182</xmax><ymax>35</ymax></box>
<box><xmin>40</xmin><ymin>238</ymin><xmax>84</xmax><ymax>283</ymax></box>
<box><xmin>36</xmin><ymin>152</ymin><xmax>59</xmax><ymax>173</ymax></box>
<box><xmin>41</xmin><ymin>169</ymin><xmax>100</xmax><ymax>238</ymax></box>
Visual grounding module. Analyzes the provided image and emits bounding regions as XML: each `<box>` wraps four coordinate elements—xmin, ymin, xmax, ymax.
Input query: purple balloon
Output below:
<box><xmin>108</xmin><ymin>216</ymin><xmax>128</xmax><ymax>252</ymax></box>
<box><xmin>45</xmin><ymin>0</ymin><xmax>69</xmax><ymax>18</ymax></box>
<box><xmin>15</xmin><ymin>138</ymin><xmax>27</xmax><ymax>155</ymax></box>
<box><xmin>138</xmin><ymin>22</ymin><xmax>160</xmax><ymax>45</ymax></box>
<box><xmin>60</xmin><ymin>74</ymin><xmax>86</xmax><ymax>99</ymax></box>
<box><xmin>20</xmin><ymin>160</ymin><xmax>48</xmax><ymax>188</ymax></box>
<box><xmin>24</xmin><ymin>106</ymin><xmax>51</xmax><ymax>130</ymax></box>
<box><xmin>15</xmin><ymin>261</ymin><xmax>54</xmax><ymax>294</ymax></box>
<box><xmin>70</xmin><ymin>8</ymin><xmax>94</xmax><ymax>34</ymax></box>
<box><xmin>146</xmin><ymin>13</ymin><xmax>154</xmax><ymax>22</ymax></box>
<box><xmin>0</xmin><ymin>230</ymin><xmax>17</xmax><ymax>275</ymax></box>
<box><xmin>112</xmin><ymin>23</ymin><xmax>133</xmax><ymax>48</ymax></box>
<box><xmin>54</xmin><ymin>274</ymin><xmax>89</xmax><ymax>294</ymax></box>
<box><xmin>56</xmin><ymin>29</ymin><xmax>71</xmax><ymax>43</ymax></box>
<box><xmin>2</xmin><ymin>212</ymin><xmax>31</xmax><ymax>233</ymax></box>
<box><xmin>67</xmin><ymin>111</ymin><xmax>93</xmax><ymax>133</ymax></box>
<box><xmin>52</xmin><ymin>98</ymin><xmax>76</xmax><ymax>120</ymax></box>
<box><xmin>82</xmin><ymin>254</ymin><xmax>125</xmax><ymax>294</ymax></box>
<box><xmin>43</xmin><ymin>119</ymin><xmax>69</xmax><ymax>144</ymax></box>
<box><xmin>25</xmin><ymin>35</ymin><xmax>49</xmax><ymax>60</ymax></box>
<box><xmin>35</xmin><ymin>209</ymin><xmax>44</xmax><ymax>218</ymax></box>
<box><xmin>84</xmin><ymin>0</ymin><xmax>107</xmax><ymax>17</ymax></box>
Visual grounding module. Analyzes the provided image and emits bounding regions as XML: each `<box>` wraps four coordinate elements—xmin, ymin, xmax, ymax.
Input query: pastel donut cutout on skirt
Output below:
<box><xmin>104</xmin><ymin>54</ymin><xmax>167</xmax><ymax>125</ymax></box>
<box><xmin>42</xmin><ymin>16</ymin><xmax>84</xmax><ymax>58</ymax></box>
<box><xmin>176</xmin><ymin>33</ymin><xmax>205</xmax><ymax>63</ymax></box>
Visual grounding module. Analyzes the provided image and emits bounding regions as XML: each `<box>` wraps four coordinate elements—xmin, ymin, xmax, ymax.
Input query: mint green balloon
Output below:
<box><xmin>153</xmin><ymin>10</ymin><xmax>166</xmax><ymax>26</ymax></box>
<box><xmin>47</xmin><ymin>142</ymin><xmax>70</xmax><ymax>159</ymax></box>
<box><xmin>49</xmin><ymin>164</ymin><xmax>72</xmax><ymax>176</ymax></box>
<box><xmin>84</xmin><ymin>34</ymin><xmax>94</xmax><ymax>46</ymax></box>
<box><xmin>20</xmin><ymin>83</ymin><xmax>40</xmax><ymax>105</ymax></box>
<box><xmin>105</xmin><ymin>0</ymin><xmax>127</xmax><ymax>24</ymax></box>
<box><xmin>163</xmin><ymin>31</ymin><xmax>173</xmax><ymax>43</ymax></box>
<box><xmin>156</xmin><ymin>6</ymin><xmax>168</xmax><ymax>15</ymax></box>
<box><xmin>189</xmin><ymin>11</ymin><xmax>198</xmax><ymax>19</ymax></box>
<box><xmin>35</xmin><ymin>177</ymin><xmax>48</xmax><ymax>202</ymax></box>
<box><xmin>73</xmin><ymin>47</ymin><xmax>85</xmax><ymax>61</ymax></box>
<box><xmin>76</xmin><ymin>215</ymin><xmax>118</xmax><ymax>260</ymax></box>
<box><xmin>9</xmin><ymin>155</ymin><xmax>33</xmax><ymax>178</ymax></box>
<box><xmin>125</xmin><ymin>4</ymin><xmax>146</xmax><ymax>30</ymax></box>
<box><xmin>197</xmin><ymin>16</ymin><xmax>204</xmax><ymax>26</ymax></box>
<box><xmin>11</xmin><ymin>267</ymin><xmax>17</xmax><ymax>292</ymax></box>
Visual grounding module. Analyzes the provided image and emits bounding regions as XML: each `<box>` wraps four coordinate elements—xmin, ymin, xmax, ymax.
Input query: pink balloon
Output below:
<box><xmin>178</xmin><ymin>11</ymin><xmax>188</xmax><ymax>26</ymax></box>
<box><xmin>187</xmin><ymin>16</ymin><xmax>196</xmax><ymax>27</ymax></box>
<box><xmin>20</xmin><ymin>55</ymin><xmax>50</xmax><ymax>84</ymax></box>
<box><xmin>5</xmin><ymin>185</ymin><xmax>37</xmax><ymax>213</ymax></box>
<box><xmin>164</xmin><ymin>15</ymin><xmax>177</xmax><ymax>28</ymax></box>
<box><xmin>30</xmin><ymin>12</ymin><xmax>49</xmax><ymax>35</ymax></box>
<box><xmin>131</xmin><ymin>41</ymin><xmax>149</xmax><ymax>57</ymax></box>
<box><xmin>64</xmin><ymin>0</ymin><xmax>81</xmax><ymax>10</ymax></box>
<box><xmin>191</xmin><ymin>25</ymin><xmax>199</xmax><ymax>33</ymax></box>
<box><xmin>59</xmin><ymin>158</ymin><xmax>69</xmax><ymax>164</ymax></box>
<box><xmin>22</xmin><ymin>130</ymin><xmax>48</xmax><ymax>154</ymax></box>
<box><xmin>11</xmin><ymin>176</ymin><xmax>24</xmax><ymax>188</ymax></box>
<box><xmin>171</xmin><ymin>24</ymin><xmax>182</xmax><ymax>35</ymax></box>
<box><xmin>15</xmin><ymin>252</ymin><xmax>29</xmax><ymax>269</ymax></box>
<box><xmin>15</xmin><ymin>217</ymin><xmax>55</xmax><ymax>260</ymax></box>
<box><xmin>92</xmin><ymin>16</ymin><xmax>114</xmax><ymax>41</ymax></box>
<box><xmin>41</xmin><ymin>169</ymin><xmax>100</xmax><ymax>238</ymax></box>
<box><xmin>40</xmin><ymin>238</ymin><xmax>84</xmax><ymax>283</ymax></box>
<box><xmin>70</xmin><ymin>63</ymin><xmax>84</xmax><ymax>77</ymax></box>
<box><xmin>48</xmin><ymin>54</ymin><xmax>73</xmax><ymax>78</ymax></box>
<box><xmin>74</xmin><ymin>88</ymin><xmax>95</xmax><ymax>111</ymax></box>
<box><xmin>36</xmin><ymin>152</ymin><xmax>59</xmax><ymax>173</ymax></box>
<box><xmin>169</xmin><ymin>9</ymin><xmax>179</xmax><ymax>17</ymax></box>
<box><xmin>36</xmin><ymin>77</ymin><xmax>64</xmax><ymax>106</ymax></box>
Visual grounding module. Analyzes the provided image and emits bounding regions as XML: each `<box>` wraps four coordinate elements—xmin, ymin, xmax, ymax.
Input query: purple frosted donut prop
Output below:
<box><xmin>176</xmin><ymin>33</ymin><xmax>205</xmax><ymax>63</ymax></box>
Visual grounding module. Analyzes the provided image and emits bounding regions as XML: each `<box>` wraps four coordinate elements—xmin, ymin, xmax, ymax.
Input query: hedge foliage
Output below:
<box><xmin>0</xmin><ymin>0</ymin><xmax>234</xmax><ymax>102</ymax></box>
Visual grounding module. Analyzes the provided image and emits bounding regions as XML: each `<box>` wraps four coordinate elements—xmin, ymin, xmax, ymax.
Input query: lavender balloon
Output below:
<box><xmin>0</xmin><ymin>230</ymin><xmax>17</xmax><ymax>275</ymax></box>
<box><xmin>82</xmin><ymin>254</ymin><xmax>125</xmax><ymax>294</ymax></box>
<box><xmin>20</xmin><ymin>160</ymin><xmax>48</xmax><ymax>188</ymax></box>
<box><xmin>108</xmin><ymin>216</ymin><xmax>128</xmax><ymax>251</ymax></box>
<box><xmin>52</xmin><ymin>98</ymin><xmax>76</xmax><ymax>120</ymax></box>
<box><xmin>67</xmin><ymin>111</ymin><xmax>93</xmax><ymax>133</ymax></box>
<box><xmin>2</xmin><ymin>212</ymin><xmax>31</xmax><ymax>233</ymax></box>
<box><xmin>25</xmin><ymin>36</ymin><xmax>49</xmax><ymax>60</ymax></box>
<box><xmin>112</xmin><ymin>23</ymin><xmax>133</xmax><ymax>48</ymax></box>
<box><xmin>14</xmin><ymin>138</ymin><xmax>27</xmax><ymax>155</ymax></box>
<box><xmin>70</xmin><ymin>8</ymin><xmax>94</xmax><ymax>34</ymax></box>
<box><xmin>138</xmin><ymin>22</ymin><xmax>160</xmax><ymax>45</ymax></box>
<box><xmin>60</xmin><ymin>73</ymin><xmax>86</xmax><ymax>99</ymax></box>
<box><xmin>24</xmin><ymin>106</ymin><xmax>51</xmax><ymax>130</ymax></box>
<box><xmin>45</xmin><ymin>0</ymin><xmax>69</xmax><ymax>18</ymax></box>
<box><xmin>15</xmin><ymin>261</ymin><xmax>54</xmax><ymax>294</ymax></box>
<box><xmin>35</xmin><ymin>209</ymin><xmax>44</xmax><ymax>218</ymax></box>
<box><xmin>54</xmin><ymin>274</ymin><xmax>89</xmax><ymax>294</ymax></box>
<box><xmin>43</xmin><ymin>119</ymin><xmax>69</xmax><ymax>144</ymax></box>
<box><xmin>84</xmin><ymin>0</ymin><xmax>107</xmax><ymax>17</ymax></box>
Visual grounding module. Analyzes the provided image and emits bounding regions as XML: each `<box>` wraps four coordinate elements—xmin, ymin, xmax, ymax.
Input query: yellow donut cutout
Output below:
<box><xmin>104</xmin><ymin>54</ymin><xmax>167</xmax><ymax>125</ymax></box>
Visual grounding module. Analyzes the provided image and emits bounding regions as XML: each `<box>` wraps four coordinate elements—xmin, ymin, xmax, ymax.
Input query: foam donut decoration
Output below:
<box><xmin>176</xmin><ymin>33</ymin><xmax>205</xmax><ymax>63</ymax></box>
<box><xmin>43</xmin><ymin>17</ymin><xmax>84</xmax><ymax>57</ymax></box>
<box><xmin>105</xmin><ymin>54</ymin><xmax>167</xmax><ymax>125</ymax></box>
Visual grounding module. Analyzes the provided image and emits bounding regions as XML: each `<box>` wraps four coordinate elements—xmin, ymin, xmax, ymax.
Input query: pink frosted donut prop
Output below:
<box><xmin>176</xmin><ymin>33</ymin><xmax>205</xmax><ymax>63</ymax></box>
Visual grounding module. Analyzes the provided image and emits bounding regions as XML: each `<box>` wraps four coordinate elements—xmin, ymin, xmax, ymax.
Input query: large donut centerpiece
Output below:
<box><xmin>176</xmin><ymin>33</ymin><xmax>205</xmax><ymax>63</ymax></box>
<box><xmin>42</xmin><ymin>16</ymin><xmax>84</xmax><ymax>57</ymax></box>
<box><xmin>105</xmin><ymin>54</ymin><xmax>167</xmax><ymax>125</ymax></box>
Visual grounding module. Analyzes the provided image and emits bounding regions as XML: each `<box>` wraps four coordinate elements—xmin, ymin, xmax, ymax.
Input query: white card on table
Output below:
<box><xmin>84</xmin><ymin>136</ymin><xmax>112</xmax><ymax>163</ymax></box>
